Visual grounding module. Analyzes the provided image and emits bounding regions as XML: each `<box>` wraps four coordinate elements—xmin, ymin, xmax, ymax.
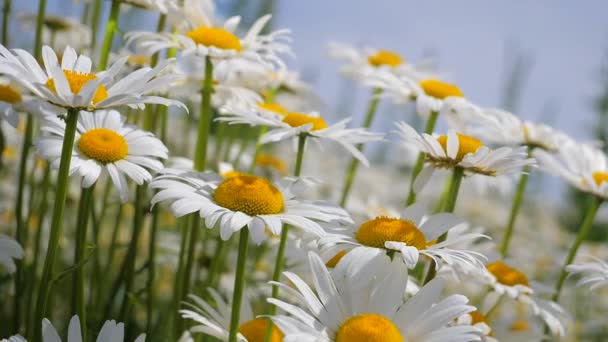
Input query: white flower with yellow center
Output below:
<box><xmin>150</xmin><ymin>171</ymin><xmax>352</xmax><ymax>243</ymax></box>
<box><xmin>319</xmin><ymin>204</ymin><xmax>488</xmax><ymax>272</ymax></box>
<box><xmin>0</xmin><ymin>45</ymin><xmax>185</xmax><ymax>112</ymax></box>
<box><xmin>327</xmin><ymin>42</ymin><xmax>436</xmax><ymax>84</ymax></box>
<box><xmin>535</xmin><ymin>141</ymin><xmax>608</xmax><ymax>200</ymax></box>
<box><xmin>180</xmin><ymin>290</ymin><xmax>283</xmax><ymax>342</ymax></box>
<box><xmin>217</xmin><ymin>104</ymin><xmax>384</xmax><ymax>166</ymax></box>
<box><xmin>0</xmin><ymin>77</ymin><xmax>35</xmax><ymax>127</ymax></box>
<box><xmin>0</xmin><ymin>234</ymin><xmax>24</xmax><ymax>274</ymax></box>
<box><xmin>36</xmin><ymin>110</ymin><xmax>168</xmax><ymax>202</ymax></box>
<box><xmin>268</xmin><ymin>251</ymin><xmax>481</xmax><ymax>342</ymax></box>
<box><xmin>567</xmin><ymin>256</ymin><xmax>608</xmax><ymax>291</ymax></box>
<box><xmin>455</xmin><ymin>311</ymin><xmax>497</xmax><ymax>342</ymax></box>
<box><xmin>125</xmin><ymin>0</ymin><xmax>290</xmax><ymax>69</ymax></box>
<box><xmin>42</xmin><ymin>315</ymin><xmax>145</xmax><ymax>342</ymax></box>
<box><xmin>18</xmin><ymin>13</ymin><xmax>91</xmax><ymax>51</ymax></box>
<box><xmin>396</xmin><ymin>122</ymin><xmax>535</xmax><ymax>192</ymax></box>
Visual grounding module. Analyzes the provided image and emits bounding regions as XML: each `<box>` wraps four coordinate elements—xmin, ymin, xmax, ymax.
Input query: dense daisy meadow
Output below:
<box><xmin>0</xmin><ymin>0</ymin><xmax>607</xmax><ymax>341</ymax></box>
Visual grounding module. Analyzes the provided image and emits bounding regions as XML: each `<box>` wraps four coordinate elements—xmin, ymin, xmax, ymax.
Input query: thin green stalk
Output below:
<box><xmin>247</xmin><ymin>126</ymin><xmax>268</xmax><ymax>173</ymax></box>
<box><xmin>499</xmin><ymin>146</ymin><xmax>534</xmax><ymax>257</ymax></box>
<box><xmin>194</xmin><ymin>56</ymin><xmax>213</xmax><ymax>170</ymax></box>
<box><xmin>80</xmin><ymin>1</ymin><xmax>90</xmax><ymax>25</ymax></box>
<box><xmin>13</xmin><ymin>114</ymin><xmax>32</xmax><ymax>334</ymax></box>
<box><xmin>146</xmin><ymin>204</ymin><xmax>160</xmax><ymax>336</ymax></box>
<box><xmin>89</xmin><ymin>0</ymin><xmax>102</xmax><ymax>51</ymax></box>
<box><xmin>2</xmin><ymin>0</ymin><xmax>10</xmax><ymax>47</ymax></box>
<box><xmin>405</xmin><ymin>111</ymin><xmax>439</xmax><ymax>205</ymax></box>
<box><xmin>233</xmin><ymin>127</ymin><xmax>254</xmax><ymax>169</ymax></box>
<box><xmin>264</xmin><ymin>134</ymin><xmax>306</xmax><ymax>341</ymax></box>
<box><xmin>32</xmin><ymin>108</ymin><xmax>79</xmax><ymax>342</ymax></box>
<box><xmin>97</xmin><ymin>203</ymin><xmax>124</xmax><ymax>315</ymax></box>
<box><xmin>552</xmin><ymin>196</ymin><xmax>602</xmax><ymax>301</ymax></box>
<box><xmin>204</xmin><ymin>236</ymin><xmax>227</xmax><ymax>289</ymax></box>
<box><xmin>172</xmin><ymin>217</ymin><xmax>191</xmax><ymax>338</ymax></box>
<box><xmin>227</xmin><ymin>228</ymin><xmax>250</xmax><ymax>342</ymax></box>
<box><xmin>72</xmin><ymin>185</ymin><xmax>95</xmax><ymax>341</ymax></box>
<box><xmin>339</xmin><ymin>88</ymin><xmax>382</xmax><ymax>207</ymax></box>
<box><xmin>98</xmin><ymin>0</ymin><xmax>121</xmax><ymax>70</ymax></box>
<box><xmin>33</xmin><ymin>0</ymin><xmax>47</xmax><ymax>59</ymax></box>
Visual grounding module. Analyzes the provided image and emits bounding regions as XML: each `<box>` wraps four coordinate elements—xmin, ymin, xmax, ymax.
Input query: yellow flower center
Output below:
<box><xmin>78</xmin><ymin>128</ymin><xmax>128</xmax><ymax>163</ymax></box>
<box><xmin>239</xmin><ymin>318</ymin><xmax>283</xmax><ymax>342</ymax></box>
<box><xmin>258</xmin><ymin>102</ymin><xmax>289</xmax><ymax>116</ymax></box>
<box><xmin>592</xmin><ymin>172</ymin><xmax>608</xmax><ymax>186</ymax></box>
<box><xmin>185</xmin><ymin>26</ymin><xmax>242</xmax><ymax>51</ymax></box>
<box><xmin>128</xmin><ymin>55</ymin><xmax>151</xmax><ymax>65</ymax></box>
<box><xmin>419</xmin><ymin>79</ymin><xmax>464</xmax><ymax>99</ymax></box>
<box><xmin>221</xmin><ymin>170</ymin><xmax>244</xmax><ymax>179</ymax></box>
<box><xmin>368</xmin><ymin>50</ymin><xmax>403</xmax><ymax>67</ymax></box>
<box><xmin>486</xmin><ymin>261</ymin><xmax>529</xmax><ymax>287</ymax></box>
<box><xmin>325</xmin><ymin>250</ymin><xmax>347</xmax><ymax>268</ymax></box>
<box><xmin>2</xmin><ymin>146</ymin><xmax>16</xmax><ymax>160</ymax></box>
<box><xmin>0</xmin><ymin>84</ymin><xmax>22</xmax><ymax>103</ymax></box>
<box><xmin>336</xmin><ymin>314</ymin><xmax>403</xmax><ymax>342</ymax></box>
<box><xmin>213</xmin><ymin>175</ymin><xmax>284</xmax><ymax>216</ymax></box>
<box><xmin>356</xmin><ymin>217</ymin><xmax>427</xmax><ymax>250</ymax></box>
<box><xmin>282</xmin><ymin>112</ymin><xmax>327</xmax><ymax>131</ymax></box>
<box><xmin>46</xmin><ymin>70</ymin><xmax>108</xmax><ymax>105</ymax></box>
<box><xmin>255</xmin><ymin>153</ymin><xmax>288</xmax><ymax>175</ymax></box>
<box><xmin>437</xmin><ymin>134</ymin><xmax>484</xmax><ymax>161</ymax></box>
<box><xmin>470</xmin><ymin>311</ymin><xmax>488</xmax><ymax>325</ymax></box>
<box><xmin>510</xmin><ymin>319</ymin><xmax>530</xmax><ymax>332</ymax></box>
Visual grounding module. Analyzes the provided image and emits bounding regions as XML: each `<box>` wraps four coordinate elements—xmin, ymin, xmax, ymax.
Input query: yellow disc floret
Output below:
<box><xmin>325</xmin><ymin>250</ymin><xmax>347</xmax><ymax>268</ymax></box>
<box><xmin>46</xmin><ymin>70</ymin><xmax>108</xmax><ymax>105</ymax></box>
<box><xmin>255</xmin><ymin>153</ymin><xmax>288</xmax><ymax>175</ymax></box>
<box><xmin>420</xmin><ymin>79</ymin><xmax>463</xmax><ymax>99</ymax></box>
<box><xmin>368</xmin><ymin>50</ymin><xmax>403</xmax><ymax>67</ymax></box>
<box><xmin>239</xmin><ymin>318</ymin><xmax>283</xmax><ymax>342</ymax></box>
<box><xmin>282</xmin><ymin>112</ymin><xmax>327</xmax><ymax>131</ymax></box>
<box><xmin>213</xmin><ymin>175</ymin><xmax>284</xmax><ymax>216</ymax></box>
<box><xmin>437</xmin><ymin>133</ymin><xmax>484</xmax><ymax>161</ymax></box>
<box><xmin>592</xmin><ymin>172</ymin><xmax>608</xmax><ymax>186</ymax></box>
<box><xmin>0</xmin><ymin>84</ymin><xmax>22</xmax><ymax>103</ymax></box>
<box><xmin>78</xmin><ymin>128</ymin><xmax>128</xmax><ymax>163</ymax></box>
<box><xmin>486</xmin><ymin>261</ymin><xmax>529</xmax><ymax>286</ymax></box>
<box><xmin>258</xmin><ymin>102</ymin><xmax>289</xmax><ymax>116</ymax></box>
<box><xmin>356</xmin><ymin>217</ymin><xmax>427</xmax><ymax>250</ymax></box>
<box><xmin>185</xmin><ymin>26</ymin><xmax>242</xmax><ymax>51</ymax></box>
<box><xmin>336</xmin><ymin>314</ymin><xmax>403</xmax><ymax>342</ymax></box>
<box><xmin>469</xmin><ymin>311</ymin><xmax>488</xmax><ymax>325</ymax></box>
<box><xmin>510</xmin><ymin>319</ymin><xmax>530</xmax><ymax>332</ymax></box>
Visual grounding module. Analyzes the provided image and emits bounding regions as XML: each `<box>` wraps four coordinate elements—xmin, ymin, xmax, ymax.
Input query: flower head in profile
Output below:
<box><xmin>0</xmin><ymin>234</ymin><xmax>24</xmax><ymax>274</ymax></box>
<box><xmin>42</xmin><ymin>315</ymin><xmax>145</xmax><ymax>342</ymax></box>
<box><xmin>18</xmin><ymin>13</ymin><xmax>91</xmax><ymax>51</ymax></box>
<box><xmin>395</xmin><ymin>122</ymin><xmax>535</xmax><ymax>193</ymax></box>
<box><xmin>126</xmin><ymin>0</ymin><xmax>291</xmax><ymax>70</ymax></box>
<box><xmin>268</xmin><ymin>250</ymin><xmax>481</xmax><ymax>342</ymax></box>
<box><xmin>0</xmin><ymin>77</ymin><xmax>38</xmax><ymax>127</ymax></box>
<box><xmin>567</xmin><ymin>256</ymin><xmax>608</xmax><ymax>291</ymax></box>
<box><xmin>319</xmin><ymin>203</ymin><xmax>488</xmax><ymax>272</ymax></box>
<box><xmin>36</xmin><ymin>110</ymin><xmax>168</xmax><ymax>201</ymax></box>
<box><xmin>218</xmin><ymin>102</ymin><xmax>384</xmax><ymax>166</ymax></box>
<box><xmin>180</xmin><ymin>289</ymin><xmax>283</xmax><ymax>342</ymax></box>
<box><xmin>0</xmin><ymin>45</ymin><xmax>185</xmax><ymax>112</ymax></box>
<box><xmin>150</xmin><ymin>171</ymin><xmax>352</xmax><ymax>243</ymax></box>
<box><xmin>121</xmin><ymin>0</ymin><xmax>178</xmax><ymax>13</ymax></box>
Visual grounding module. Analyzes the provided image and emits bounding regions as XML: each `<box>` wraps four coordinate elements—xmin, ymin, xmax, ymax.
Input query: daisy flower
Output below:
<box><xmin>483</xmin><ymin>260</ymin><xmax>534</xmax><ymax>299</ymax></box>
<box><xmin>0</xmin><ymin>77</ymin><xmax>37</xmax><ymax>127</ymax></box>
<box><xmin>268</xmin><ymin>251</ymin><xmax>481</xmax><ymax>342</ymax></box>
<box><xmin>217</xmin><ymin>104</ymin><xmax>384</xmax><ymax>166</ymax></box>
<box><xmin>0</xmin><ymin>45</ymin><xmax>185</xmax><ymax>112</ymax></box>
<box><xmin>36</xmin><ymin>110</ymin><xmax>168</xmax><ymax>202</ymax></box>
<box><xmin>319</xmin><ymin>203</ymin><xmax>488</xmax><ymax>272</ymax></box>
<box><xmin>395</xmin><ymin>122</ymin><xmax>535</xmax><ymax>192</ymax></box>
<box><xmin>150</xmin><ymin>171</ymin><xmax>352</xmax><ymax>243</ymax></box>
<box><xmin>18</xmin><ymin>14</ymin><xmax>91</xmax><ymax>51</ymax></box>
<box><xmin>121</xmin><ymin>0</ymin><xmax>178</xmax><ymax>13</ymax></box>
<box><xmin>125</xmin><ymin>0</ymin><xmax>291</xmax><ymax>70</ymax></box>
<box><xmin>535</xmin><ymin>140</ymin><xmax>608</xmax><ymax>200</ymax></box>
<box><xmin>455</xmin><ymin>311</ymin><xmax>497</xmax><ymax>342</ymax></box>
<box><xmin>180</xmin><ymin>289</ymin><xmax>284</xmax><ymax>341</ymax></box>
<box><xmin>0</xmin><ymin>234</ymin><xmax>24</xmax><ymax>274</ymax></box>
<box><xmin>566</xmin><ymin>256</ymin><xmax>608</xmax><ymax>291</ymax></box>
<box><xmin>42</xmin><ymin>315</ymin><xmax>145</xmax><ymax>342</ymax></box>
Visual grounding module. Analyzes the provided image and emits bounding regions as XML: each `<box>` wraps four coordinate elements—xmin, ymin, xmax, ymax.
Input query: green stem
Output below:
<box><xmin>499</xmin><ymin>146</ymin><xmax>534</xmax><ymax>257</ymax></box>
<box><xmin>172</xmin><ymin>217</ymin><xmax>191</xmax><ymax>339</ymax></box>
<box><xmin>194</xmin><ymin>56</ymin><xmax>213</xmax><ymax>171</ymax></box>
<box><xmin>2</xmin><ymin>0</ymin><xmax>10</xmax><ymax>46</ymax></box>
<box><xmin>405</xmin><ymin>111</ymin><xmax>439</xmax><ymax>205</ymax></box>
<box><xmin>33</xmin><ymin>0</ymin><xmax>46</xmax><ymax>59</ymax></box>
<box><xmin>442</xmin><ymin>166</ymin><xmax>464</xmax><ymax>213</ymax></box>
<box><xmin>552</xmin><ymin>196</ymin><xmax>602</xmax><ymax>301</ymax></box>
<box><xmin>146</xmin><ymin>204</ymin><xmax>160</xmax><ymax>336</ymax></box>
<box><xmin>32</xmin><ymin>108</ymin><xmax>79</xmax><ymax>342</ymax></box>
<box><xmin>80</xmin><ymin>1</ymin><xmax>90</xmax><ymax>25</ymax></box>
<box><xmin>247</xmin><ymin>126</ymin><xmax>268</xmax><ymax>173</ymax></box>
<box><xmin>72</xmin><ymin>185</ymin><xmax>95</xmax><ymax>341</ymax></box>
<box><xmin>227</xmin><ymin>228</ymin><xmax>249</xmax><ymax>342</ymax></box>
<box><xmin>89</xmin><ymin>0</ymin><xmax>102</xmax><ymax>51</ymax></box>
<box><xmin>98</xmin><ymin>0</ymin><xmax>121</xmax><ymax>70</ymax></box>
<box><xmin>339</xmin><ymin>88</ymin><xmax>382</xmax><ymax>207</ymax></box>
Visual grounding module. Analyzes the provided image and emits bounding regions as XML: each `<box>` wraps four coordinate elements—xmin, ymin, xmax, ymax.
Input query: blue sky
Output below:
<box><xmin>15</xmin><ymin>0</ymin><xmax>608</xmax><ymax>141</ymax></box>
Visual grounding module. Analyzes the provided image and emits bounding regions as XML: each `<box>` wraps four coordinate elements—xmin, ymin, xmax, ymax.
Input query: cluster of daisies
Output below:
<box><xmin>0</xmin><ymin>0</ymin><xmax>607</xmax><ymax>341</ymax></box>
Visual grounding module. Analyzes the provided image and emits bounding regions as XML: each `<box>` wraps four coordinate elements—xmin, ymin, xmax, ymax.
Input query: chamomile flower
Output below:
<box><xmin>483</xmin><ymin>261</ymin><xmax>534</xmax><ymax>299</ymax></box>
<box><xmin>126</xmin><ymin>0</ymin><xmax>291</xmax><ymax>70</ymax></box>
<box><xmin>150</xmin><ymin>171</ymin><xmax>352</xmax><ymax>243</ymax></box>
<box><xmin>36</xmin><ymin>110</ymin><xmax>168</xmax><ymax>202</ymax></box>
<box><xmin>319</xmin><ymin>203</ymin><xmax>488</xmax><ymax>272</ymax></box>
<box><xmin>268</xmin><ymin>251</ymin><xmax>481</xmax><ymax>342</ymax></box>
<box><xmin>18</xmin><ymin>14</ymin><xmax>91</xmax><ymax>51</ymax></box>
<box><xmin>180</xmin><ymin>290</ymin><xmax>284</xmax><ymax>341</ymax></box>
<box><xmin>455</xmin><ymin>311</ymin><xmax>497</xmax><ymax>342</ymax></box>
<box><xmin>217</xmin><ymin>105</ymin><xmax>384</xmax><ymax>166</ymax></box>
<box><xmin>0</xmin><ymin>77</ymin><xmax>36</xmax><ymax>127</ymax></box>
<box><xmin>535</xmin><ymin>141</ymin><xmax>608</xmax><ymax>200</ymax></box>
<box><xmin>121</xmin><ymin>0</ymin><xmax>178</xmax><ymax>13</ymax></box>
<box><xmin>0</xmin><ymin>45</ymin><xmax>185</xmax><ymax>112</ymax></box>
<box><xmin>42</xmin><ymin>315</ymin><xmax>145</xmax><ymax>342</ymax></box>
<box><xmin>0</xmin><ymin>234</ymin><xmax>24</xmax><ymax>274</ymax></box>
<box><xmin>566</xmin><ymin>257</ymin><xmax>608</xmax><ymax>291</ymax></box>
<box><xmin>395</xmin><ymin>122</ymin><xmax>535</xmax><ymax>192</ymax></box>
